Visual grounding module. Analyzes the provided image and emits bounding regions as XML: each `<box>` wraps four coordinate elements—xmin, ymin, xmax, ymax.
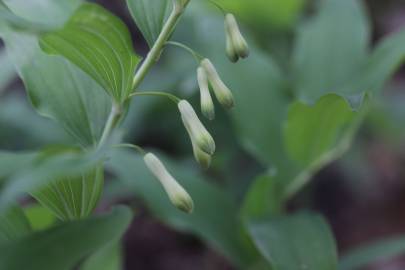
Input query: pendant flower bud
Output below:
<box><xmin>191</xmin><ymin>138</ymin><xmax>212</xmax><ymax>169</ymax></box>
<box><xmin>197</xmin><ymin>67</ymin><xmax>215</xmax><ymax>120</ymax></box>
<box><xmin>201</xmin><ymin>59</ymin><xmax>234</xmax><ymax>109</ymax></box>
<box><xmin>225</xmin><ymin>13</ymin><xmax>249</xmax><ymax>59</ymax></box>
<box><xmin>225</xmin><ymin>21</ymin><xmax>239</xmax><ymax>63</ymax></box>
<box><xmin>178</xmin><ymin>100</ymin><xmax>216</xmax><ymax>155</ymax></box>
<box><xmin>144</xmin><ymin>153</ymin><xmax>194</xmax><ymax>213</ymax></box>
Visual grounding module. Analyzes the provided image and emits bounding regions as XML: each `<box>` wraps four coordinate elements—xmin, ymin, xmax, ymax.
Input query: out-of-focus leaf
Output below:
<box><xmin>247</xmin><ymin>212</ymin><xmax>338</xmax><ymax>270</ymax></box>
<box><xmin>0</xmin><ymin>49</ymin><xmax>16</xmax><ymax>93</ymax></box>
<box><xmin>24</xmin><ymin>204</ymin><xmax>56</xmax><ymax>231</ymax></box>
<box><xmin>284</xmin><ymin>94</ymin><xmax>354</xmax><ymax>166</ymax></box>
<box><xmin>0</xmin><ymin>205</ymin><xmax>31</xmax><ymax>244</ymax></box>
<box><xmin>0</xmin><ymin>206</ymin><xmax>132</xmax><ymax>270</ymax></box>
<box><xmin>2</xmin><ymin>30</ymin><xmax>112</xmax><ymax>147</ymax></box>
<box><xmin>81</xmin><ymin>243</ymin><xmax>123</xmax><ymax>270</ymax></box>
<box><xmin>40</xmin><ymin>3</ymin><xmax>140</xmax><ymax>103</ymax></box>
<box><xmin>0</xmin><ymin>1</ymin><xmax>46</xmax><ymax>31</ymax></box>
<box><xmin>241</xmin><ymin>175</ymin><xmax>282</xmax><ymax>220</ymax></box>
<box><xmin>339</xmin><ymin>28</ymin><xmax>405</xmax><ymax>98</ymax></box>
<box><xmin>216</xmin><ymin>0</ymin><xmax>305</xmax><ymax>30</ymax></box>
<box><xmin>107</xmin><ymin>149</ymin><xmax>259</xmax><ymax>268</ymax></box>
<box><xmin>339</xmin><ymin>236</ymin><xmax>405</xmax><ymax>270</ymax></box>
<box><xmin>2</xmin><ymin>0</ymin><xmax>80</xmax><ymax>27</ymax></box>
<box><xmin>0</xmin><ymin>94</ymin><xmax>72</xmax><ymax>149</ymax></box>
<box><xmin>292</xmin><ymin>0</ymin><xmax>370</xmax><ymax>103</ymax></box>
<box><xmin>32</xmin><ymin>162</ymin><xmax>104</xmax><ymax>221</ymax></box>
<box><xmin>0</xmin><ymin>147</ymin><xmax>106</xmax><ymax>213</ymax></box>
<box><xmin>0</xmin><ymin>151</ymin><xmax>37</xmax><ymax>179</ymax></box>
<box><xmin>126</xmin><ymin>0</ymin><xmax>171</xmax><ymax>47</ymax></box>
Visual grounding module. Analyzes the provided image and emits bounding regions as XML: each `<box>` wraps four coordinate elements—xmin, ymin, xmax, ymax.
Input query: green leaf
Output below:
<box><xmin>0</xmin><ymin>206</ymin><xmax>132</xmax><ymax>270</ymax></box>
<box><xmin>108</xmin><ymin>149</ymin><xmax>259</xmax><ymax>268</ymax></box>
<box><xmin>0</xmin><ymin>205</ymin><xmax>32</xmax><ymax>245</ymax></box>
<box><xmin>339</xmin><ymin>28</ymin><xmax>405</xmax><ymax>98</ymax></box>
<box><xmin>291</xmin><ymin>0</ymin><xmax>370</xmax><ymax>103</ymax></box>
<box><xmin>24</xmin><ymin>204</ymin><xmax>56</xmax><ymax>231</ymax></box>
<box><xmin>81</xmin><ymin>243</ymin><xmax>123</xmax><ymax>270</ymax></box>
<box><xmin>339</xmin><ymin>236</ymin><xmax>405</xmax><ymax>270</ymax></box>
<box><xmin>241</xmin><ymin>175</ymin><xmax>283</xmax><ymax>220</ymax></box>
<box><xmin>247</xmin><ymin>212</ymin><xmax>338</xmax><ymax>270</ymax></box>
<box><xmin>216</xmin><ymin>0</ymin><xmax>305</xmax><ymax>30</ymax></box>
<box><xmin>0</xmin><ymin>94</ymin><xmax>72</xmax><ymax>148</ymax></box>
<box><xmin>40</xmin><ymin>3</ymin><xmax>140</xmax><ymax>103</ymax></box>
<box><xmin>2</xmin><ymin>30</ymin><xmax>112</xmax><ymax>147</ymax></box>
<box><xmin>32</xmin><ymin>163</ymin><xmax>104</xmax><ymax>221</ymax></box>
<box><xmin>2</xmin><ymin>0</ymin><xmax>81</xmax><ymax>26</ymax></box>
<box><xmin>0</xmin><ymin>49</ymin><xmax>16</xmax><ymax>93</ymax></box>
<box><xmin>0</xmin><ymin>151</ymin><xmax>37</xmax><ymax>179</ymax></box>
<box><xmin>0</xmin><ymin>147</ymin><xmax>105</xmax><ymax>213</ymax></box>
<box><xmin>127</xmin><ymin>0</ymin><xmax>171</xmax><ymax>47</ymax></box>
<box><xmin>284</xmin><ymin>94</ymin><xmax>355</xmax><ymax>166</ymax></box>
<box><xmin>0</xmin><ymin>2</ymin><xmax>40</xmax><ymax>33</ymax></box>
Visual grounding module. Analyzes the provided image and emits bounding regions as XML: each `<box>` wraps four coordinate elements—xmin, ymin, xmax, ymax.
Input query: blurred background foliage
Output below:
<box><xmin>1</xmin><ymin>0</ymin><xmax>405</xmax><ymax>269</ymax></box>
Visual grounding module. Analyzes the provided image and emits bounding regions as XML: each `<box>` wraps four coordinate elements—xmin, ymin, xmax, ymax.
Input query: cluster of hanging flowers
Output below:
<box><xmin>142</xmin><ymin>2</ymin><xmax>249</xmax><ymax>214</ymax></box>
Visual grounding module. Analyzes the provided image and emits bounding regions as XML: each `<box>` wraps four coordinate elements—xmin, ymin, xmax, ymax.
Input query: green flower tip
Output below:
<box><xmin>144</xmin><ymin>153</ymin><xmax>194</xmax><ymax>214</ymax></box>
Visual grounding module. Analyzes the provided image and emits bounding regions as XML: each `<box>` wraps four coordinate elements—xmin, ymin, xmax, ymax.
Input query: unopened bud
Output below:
<box><xmin>191</xmin><ymin>139</ymin><xmax>212</xmax><ymax>169</ymax></box>
<box><xmin>197</xmin><ymin>67</ymin><xmax>215</xmax><ymax>120</ymax></box>
<box><xmin>201</xmin><ymin>59</ymin><xmax>234</xmax><ymax>109</ymax></box>
<box><xmin>225</xmin><ymin>20</ymin><xmax>239</xmax><ymax>63</ymax></box>
<box><xmin>225</xmin><ymin>14</ymin><xmax>249</xmax><ymax>58</ymax></box>
<box><xmin>178</xmin><ymin>100</ymin><xmax>216</xmax><ymax>155</ymax></box>
<box><xmin>144</xmin><ymin>153</ymin><xmax>194</xmax><ymax>213</ymax></box>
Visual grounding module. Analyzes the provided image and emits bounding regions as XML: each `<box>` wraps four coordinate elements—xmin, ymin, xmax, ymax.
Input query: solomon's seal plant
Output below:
<box><xmin>0</xmin><ymin>0</ymin><xmax>249</xmax><ymax>219</ymax></box>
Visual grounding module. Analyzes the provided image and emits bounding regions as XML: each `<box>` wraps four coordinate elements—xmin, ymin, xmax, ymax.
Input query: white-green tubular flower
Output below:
<box><xmin>225</xmin><ymin>13</ymin><xmax>249</xmax><ymax>58</ymax></box>
<box><xmin>191</xmin><ymin>137</ymin><xmax>212</xmax><ymax>169</ymax></box>
<box><xmin>201</xmin><ymin>59</ymin><xmax>234</xmax><ymax>109</ymax></box>
<box><xmin>178</xmin><ymin>100</ymin><xmax>216</xmax><ymax>155</ymax></box>
<box><xmin>224</xmin><ymin>19</ymin><xmax>239</xmax><ymax>63</ymax></box>
<box><xmin>197</xmin><ymin>67</ymin><xmax>215</xmax><ymax>120</ymax></box>
<box><xmin>144</xmin><ymin>153</ymin><xmax>194</xmax><ymax>213</ymax></box>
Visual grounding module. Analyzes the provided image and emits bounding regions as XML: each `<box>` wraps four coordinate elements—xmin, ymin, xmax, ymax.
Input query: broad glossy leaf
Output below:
<box><xmin>40</xmin><ymin>3</ymin><xmax>140</xmax><ymax>103</ymax></box>
<box><xmin>32</xmin><ymin>163</ymin><xmax>104</xmax><ymax>221</ymax></box>
<box><xmin>291</xmin><ymin>0</ymin><xmax>370</xmax><ymax>103</ymax></box>
<box><xmin>247</xmin><ymin>212</ymin><xmax>338</xmax><ymax>270</ymax></box>
<box><xmin>2</xmin><ymin>30</ymin><xmax>112</xmax><ymax>147</ymax></box>
<box><xmin>81</xmin><ymin>243</ymin><xmax>122</xmax><ymax>270</ymax></box>
<box><xmin>108</xmin><ymin>149</ymin><xmax>259</xmax><ymax>268</ymax></box>
<box><xmin>284</xmin><ymin>94</ymin><xmax>355</xmax><ymax>166</ymax></box>
<box><xmin>0</xmin><ymin>206</ymin><xmax>132</xmax><ymax>270</ymax></box>
<box><xmin>0</xmin><ymin>205</ymin><xmax>31</xmax><ymax>244</ymax></box>
<box><xmin>127</xmin><ymin>0</ymin><xmax>171</xmax><ymax>47</ymax></box>
<box><xmin>339</xmin><ymin>236</ymin><xmax>405</xmax><ymax>270</ymax></box>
